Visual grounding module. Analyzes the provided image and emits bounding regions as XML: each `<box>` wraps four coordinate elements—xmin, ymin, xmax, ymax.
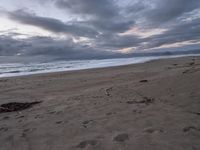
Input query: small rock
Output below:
<box><xmin>132</xmin><ymin>109</ymin><xmax>142</xmax><ymax>114</ymax></box>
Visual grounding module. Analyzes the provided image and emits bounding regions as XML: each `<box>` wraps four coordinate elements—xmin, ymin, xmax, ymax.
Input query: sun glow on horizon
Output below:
<box><xmin>119</xmin><ymin>27</ymin><xmax>167</xmax><ymax>38</ymax></box>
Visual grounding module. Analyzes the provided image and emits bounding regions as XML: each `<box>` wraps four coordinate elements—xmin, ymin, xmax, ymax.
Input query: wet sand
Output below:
<box><xmin>0</xmin><ymin>56</ymin><xmax>200</xmax><ymax>150</ymax></box>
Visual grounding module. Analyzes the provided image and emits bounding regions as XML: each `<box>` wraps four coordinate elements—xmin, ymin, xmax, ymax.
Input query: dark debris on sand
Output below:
<box><xmin>0</xmin><ymin>101</ymin><xmax>42</xmax><ymax>113</ymax></box>
<box><xmin>127</xmin><ymin>97</ymin><xmax>154</xmax><ymax>105</ymax></box>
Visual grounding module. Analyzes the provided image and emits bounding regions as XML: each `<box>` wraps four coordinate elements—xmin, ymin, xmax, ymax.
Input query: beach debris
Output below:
<box><xmin>127</xmin><ymin>97</ymin><xmax>154</xmax><ymax>105</ymax></box>
<box><xmin>140</xmin><ymin>79</ymin><xmax>148</xmax><ymax>83</ymax></box>
<box><xmin>76</xmin><ymin>140</ymin><xmax>98</xmax><ymax>148</ymax></box>
<box><xmin>189</xmin><ymin>62</ymin><xmax>195</xmax><ymax>66</ymax></box>
<box><xmin>183</xmin><ymin>126</ymin><xmax>200</xmax><ymax>132</ymax></box>
<box><xmin>0</xmin><ymin>101</ymin><xmax>42</xmax><ymax>113</ymax></box>
<box><xmin>142</xmin><ymin>97</ymin><xmax>154</xmax><ymax>104</ymax></box>
<box><xmin>113</xmin><ymin>133</ymin><xmax>129</xmax><ymax>142</ymax></box>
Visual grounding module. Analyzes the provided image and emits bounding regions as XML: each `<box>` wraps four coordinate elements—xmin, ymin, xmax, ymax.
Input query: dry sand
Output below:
<box><xmin>0</xmin><ymin>56</ymin><xmax>200</xmax><ymax>150</ymax></box>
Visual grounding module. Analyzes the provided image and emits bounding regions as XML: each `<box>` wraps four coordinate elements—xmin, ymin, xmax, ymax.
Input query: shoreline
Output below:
<box><xmin>0</xmin><ymin>56</ymin><xmax>200</xmax><ymax>150</ymax></box>
<box><xmin>0</xmin><ymin>54</ymin><xmax>199</xmax><ymax>79</ymax></box>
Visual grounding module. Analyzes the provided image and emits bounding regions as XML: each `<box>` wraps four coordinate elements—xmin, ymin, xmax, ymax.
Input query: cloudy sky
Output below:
<box><xmin>0</xmin><ymin>0</ymin><xmax>200</xmax><ymax>62</ymax></box>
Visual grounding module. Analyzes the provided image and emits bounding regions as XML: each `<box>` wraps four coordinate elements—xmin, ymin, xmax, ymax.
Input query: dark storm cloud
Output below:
<box><xmin>146</xmin><ymin>0</ymin><xmax>200</xmax><ymax>24</ymax></box>
<box><xmin>0</xmin><ymin>35</ymin><xmax>123</xmax><ymax>61</ymax></box>
<box><xmin>54</xmin><ymin>0</ymin><xmax>135</xmax><ymax>33</ymax></box>
<box><xmin>55</xmin><ymin>0</ymin><xmax>117</xmax><ymax>19</ymax></box>
<box><xmin>95</xmin><ymin>34</ymin><xmax>142</xmax><ymax>49</ymax></box>
<box><xmin>0</xmin><ymin>35</ymin><xmax>27</xmax><ymax>56</ymax></box>
<box><xmin>4</xmin><ymin>10</ymin><xmax>99</xmax><ymax>38</ymax></box>
<box><xmin>142</xmin><ymin>18</ymin><xmax>200</xmax><ymax>49</ymax></box>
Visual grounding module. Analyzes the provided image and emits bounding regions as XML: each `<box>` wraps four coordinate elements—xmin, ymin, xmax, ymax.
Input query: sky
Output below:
<box><xmin>0</xmin><ymin>0</ymin><xmax>200</xmax><ymax>62</ymax></box>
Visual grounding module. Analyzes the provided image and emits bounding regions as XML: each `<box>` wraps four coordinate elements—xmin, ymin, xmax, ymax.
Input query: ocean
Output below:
<box><xmin>0</xmin><ymin>54</ymin><xmax>197</xmax><ymax>78</ymax></box>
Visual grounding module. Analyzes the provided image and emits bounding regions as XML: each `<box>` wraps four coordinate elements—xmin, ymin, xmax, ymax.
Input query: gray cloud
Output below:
<box><xmin>147</xmin><ymin>0</ymin><xmax>200</xmax><ymax>24</ymax></box>
<box><xmin>0</xmin><ymin>35</ymin><xmax>27</xmax><ymax>56</ymax></box>
<box><xmin>54</xmin><ymin>0</ymin><xmax>135</xmax><ymax>33</ymax></box>
<box><xmin>55</xmin><ymin>0</ymin><xmax>118</xmax><ymax>19</ymax></box>
<box><xmin>143</xmin><ymin>18</ymin><xmax>200</xmax><ymax>49</ymax></box>
<box><xmin>0</xmin><ymin>0</ymin><xmax>200</xmax><ymax>63</ymax></box>
<box><xmin>0</xmin><ymin>35</ymin><xmax>123</xmax><ymax>61</ymax></box>
<box><xmin>95</xmin><ymin>34</ymin><xmax>142</xmax><ymax>49</ymax></box>
<box><xmin>4</xmin><ymin>10</ymin><xmax>99</xmax><ymax>38</ymax></box>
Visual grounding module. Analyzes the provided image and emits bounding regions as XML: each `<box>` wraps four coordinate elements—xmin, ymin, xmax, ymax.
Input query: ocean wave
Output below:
<box><xmin>0</xmin><ymin>54</ymin><xmax>198</xmax><ymax>78</ymax></box>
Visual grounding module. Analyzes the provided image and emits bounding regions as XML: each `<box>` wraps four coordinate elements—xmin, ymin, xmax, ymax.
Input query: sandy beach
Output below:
<box><xmin>0</xmin><ymin>56</ymin><xmax>200</xmax><ymax>150</ymax></box>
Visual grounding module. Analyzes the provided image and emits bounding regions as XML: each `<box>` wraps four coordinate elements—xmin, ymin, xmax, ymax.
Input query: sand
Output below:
<box><xmin>0</xmin><ymin>56</ymin><xmax>200</xmax><ymax>150</ymax></box>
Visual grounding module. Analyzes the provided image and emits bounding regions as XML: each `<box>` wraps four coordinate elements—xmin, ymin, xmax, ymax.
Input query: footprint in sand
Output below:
<box><xmin>132</xmin><ymin>109</ymin><xmax>142</xmax><ymax>114</ymax></box>
<box><xmin>113</xmin><ymin>133</ymin><xmax>129</xmax><ymax>142</ymax></box>
<box><xmin>17</xmin><ymin>115</ymin><xmax>25</xmax><ymax>119</ymax></box>
<box><xmin>144</xmin><ymin>128</ymin><xmax>164</xmax><ymax>134</ymax></box>
<box><xmin>188</xmin><ymin>62</ymin><xmax>195</xmax><ymax>66</ymax></box>
<box><xmin>182</xmin><ymin>68</ymin><xmax>199</xmax><ymax>74</ymax></box>
<box><xmin>2</xmin><ymin>116</ymin><xmax>10</xmax><ymax>120</ymax></box>
<box><xmin>76</xmin><ymin>140</ymin><xmax>98</xmax><ymax>148</ymax></box>
<box><xmin>48</xmin><ymin>111</ymin><xmax>57</xmax><ymax>114</ymax></box>
<box><xmin>21</xmin><ymin>128</ymin><xmax>36</xmax><ymax>137</ymax></box>
<box><xmin>0</xmin><ymin>79</ymin><xmax>8</xmax><ymax>82</ymax></box>
<box><xmin>183</xmin><ymin>126</ymin><xmax>200</xmax><ymax>132</ymax></box>
<box><xmin>23</xmin><ymin>128</ymin><xmax>36</xmax><ymax>133</ymax></box>
<box><xmin>55</xmin><ymin>121</ymin><xmax>63</xmax><ymax>124</ymax></box>
<box><xmin>106</xmin><ymin>112</ymin><xmax>112</xmax><ymax>116</ymax></box>
<box><xmin>34</xmin><ymin>114</ymin><xmax>43</xmax><ymax>119</ymax></box>
<box><xmin>0</xmin><ymin>127</ymin><xmax>8</xmax><ymax>132</ymax></box>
